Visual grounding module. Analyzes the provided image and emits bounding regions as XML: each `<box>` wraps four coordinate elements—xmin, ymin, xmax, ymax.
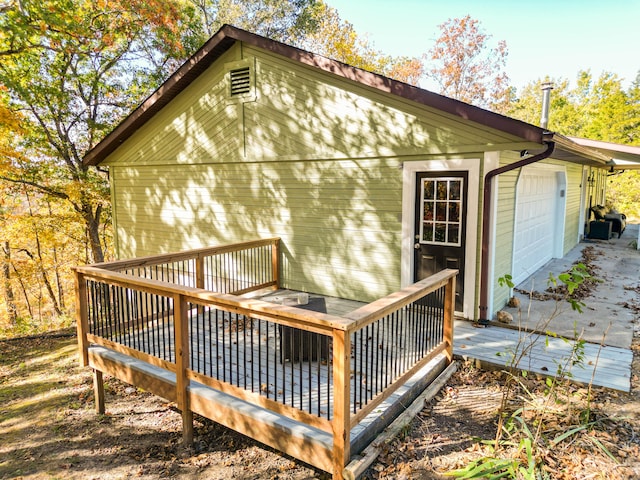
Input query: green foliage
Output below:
<box><xmin>426</xmin><ymin>15</ymin><xmax>512</xmax><ymax>113</ymax></box>
<box><xmin>0</xmin><ymin>0</ymin><xmax>320</xmax><ymax>329</ymax></box>
<box><xmin>547</xmin><ymin>263</ymin><xmax>592</xmax><ymax>313</ymax></box>
<box><xmin>509</xmin><ymin>71</ymin><xmax>640</xmax><ymax>219</ymax></box>
<box><xmin>509</xmin><ymin>71</ymin><xmax>640</xmax><ymax>144</ymax></box>
<box><xmin>497</xmin><ymin>274</ymin><xmax>514</xmax><ymax>289</ymax></box>
<box><xmin>608</xmin><ymin>170</ymin><xmax>640</xmax><ymax>222</ymax></box>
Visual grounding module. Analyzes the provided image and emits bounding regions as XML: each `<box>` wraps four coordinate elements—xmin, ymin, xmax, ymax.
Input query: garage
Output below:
<box><xmin>512</xmin><ymin>165</ymin><xmax>566</xmax><ymax>285</ymax></box>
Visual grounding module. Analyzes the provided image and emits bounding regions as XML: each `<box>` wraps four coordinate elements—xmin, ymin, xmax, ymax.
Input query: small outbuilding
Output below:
<box><xmin>84</xmin><ymin>25</ymin><xmax>626</xmax><ymax>327</ymax></box>
<box><xmin>76</xmin><ymin>25</ymin><xmax>640</xmax><ymax>479</ymax></box>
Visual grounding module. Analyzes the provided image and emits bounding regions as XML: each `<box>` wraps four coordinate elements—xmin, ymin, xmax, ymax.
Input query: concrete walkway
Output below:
<box><xmin>504</xmin><ymin>223</ymin><xmax>640</xmax><ymax>349</ymax></box>
<box><xmin>453</xmin><ymin>223</ymin><xmax>639</xmax><ymax>392</ymax></box>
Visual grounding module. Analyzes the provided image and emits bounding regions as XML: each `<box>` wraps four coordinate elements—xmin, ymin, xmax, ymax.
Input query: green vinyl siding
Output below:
<box><xmin>103</xmin><ymin>45</ymin><xmax>244</xmax><ymax>166</ymax></box>
<box><xmin>245</xmin><ymin>45</ymin><xmax>527</xmax><ymax>160</ymax></box>
<box><xmin>563</xmin><ymin>163</ymin><xmax>584</xmax><ymax>254</ymax></box>
<box><xmin>103</xmin><ymin>39</ymin><xmax>596</xmax><ymax>308</ymax></box>
<box><xmin>111</xmin><ymin>158</ymin><xmax>402</xmax><ymax>302</ymax></box>
<box><xmin>491</xmin><ymin>151</ymin><xmax>520</xmax><ymax>313</ymax></box>
<box><xmin>104</xmin><ymin>43</ymin><xmax>535</xmax><ymax>168</ymax></box>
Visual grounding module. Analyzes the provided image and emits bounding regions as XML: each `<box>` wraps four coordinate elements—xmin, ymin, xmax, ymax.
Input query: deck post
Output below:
<box><xmin>443</xmin><ymin>275</ymin><xmax>456</xmax><ymax>363</ymax></box>
<box><xmin>93</xmin><ymin>369</ymin><xmax>105</xmax><ymax>414</ymax></box>
<box><xmin>174</xmin><ymin>293</ymin><xmax>193</xmax><ymax>444</ymax></box>
<box><xmin>271</xmin><ymin>238</ymin><xmax>280</xmax><ymax>289</ymax></box>
<box><xmin>74</xmin><ymin>270</ymin><xmax>90</xmax><ymax>367</ymax></box>
<box><xmin>332</xmin><ymin>329</ymin><xmax>351</xmax><ymax>480</ymax></box>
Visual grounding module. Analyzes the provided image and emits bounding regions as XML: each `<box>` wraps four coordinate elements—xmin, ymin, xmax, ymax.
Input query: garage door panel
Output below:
<box><xmin>513</xmin><ymin>170</ymin><xmax>557</xmax><ymax>285</ymax></box>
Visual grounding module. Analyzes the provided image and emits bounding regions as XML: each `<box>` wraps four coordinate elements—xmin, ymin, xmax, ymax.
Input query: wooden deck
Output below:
<box><xmin>258</xmin><ymin>292</ymin><xmax>633</xmax><ymax>392</ymax></box>
<box><xmin>74</xmin><ymin>237</ymin><xmax>632</xmax><ymax>480</ymax></box>
<box><xmin>74</xmin><ymin>241</ymin><xmax>458</xmax><ymax>480</ymax></box>
<box><xmin>256</xmin><ymin>292</ymin><xmax>633</xmax><ymax>392</ymax></box>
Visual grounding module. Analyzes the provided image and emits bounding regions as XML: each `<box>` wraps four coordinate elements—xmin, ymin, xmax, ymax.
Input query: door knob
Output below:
<box><xmin>414</xmin><ymin>243</ymin><xmax>421</xmax><ymax>250</ymax></box>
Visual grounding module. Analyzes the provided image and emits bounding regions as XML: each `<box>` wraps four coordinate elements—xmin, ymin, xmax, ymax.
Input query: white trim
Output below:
<box><xmin>578</xmin><ymin>166</ymin><xmax>588</xmax><ymax>241</ymax></box>
<box><xmin>555</xmin><ymin>170</ymin><xmax>567</xmax><ymax>256</ymax></box>
<box><xmin>401</xmin><ymin>158</ymin><xmax>480</xmax><ymax>320</ymax></box>
<box><xmin>484</xmin><ymin>152</ymin><xmax>500</xmax><ymax>320</ymax></box>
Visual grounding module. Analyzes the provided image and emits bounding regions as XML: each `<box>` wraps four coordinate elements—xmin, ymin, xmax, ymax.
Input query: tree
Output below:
<box><xmin>297</xmin><ymin>1</ymin><xmax>423</xmax><ymax>85</ymax></box>
<box><xmin>508</xmin><ymin>78</ymin><xmax>578</xmax><ymax>130</ymax></box>
<box><xmin>425</xmin><ymin>15</ymin><xmax>511</xmax><ymax>112</ymax></box>
<box><xmin>0</xmin><ymin>0</ymin><xmax>323</xmax><ymax>328</ymax></box>
<box><xmin>509</xmin><ymin>70</ymin><xmax>640</xmax><ymax>141</ymax></box>
<box><xmin>509</xmin><ymin>70</ymin><xmax>640</xmax><ymax>221</ymax></box>
<box><xmin>0</xmin><ymin>88</ymin><xmax>22</xmax><ymax>325</ymax></box>
<box><xmin>189</xmin><ymin>0</ymin><xmax>320</xmax><ymax>43</ymax></box>
<box><xmin>0</xmin><ymin>0</ymin><xmax>200</xmax><ymax>264</ymax></box>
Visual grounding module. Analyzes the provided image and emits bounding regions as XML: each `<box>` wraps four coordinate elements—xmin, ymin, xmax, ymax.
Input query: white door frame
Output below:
<box><xmin>401</xmin><ymin>157</ymin><xmax>481</xmax><ymax>319</ymax></box>
<box><xmin>578</xmin><ymin>166</ymin><xmax>589</xmax><ymax>241</ymax></box>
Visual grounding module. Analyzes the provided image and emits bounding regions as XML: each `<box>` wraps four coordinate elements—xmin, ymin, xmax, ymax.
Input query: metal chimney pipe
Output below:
<box><xmin>540</xmin><ymin>82</ymin><xmax>553</xmax><ymax>129</ymax></box>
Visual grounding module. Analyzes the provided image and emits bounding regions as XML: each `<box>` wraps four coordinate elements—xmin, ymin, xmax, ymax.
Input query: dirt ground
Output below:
<box><xmin>1</xmin><ymin>330</ymin><xmax>639</xmax><ymax>480</ymax></box>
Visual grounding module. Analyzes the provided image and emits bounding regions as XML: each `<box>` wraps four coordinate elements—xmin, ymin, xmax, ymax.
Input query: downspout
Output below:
<box><xmin>477</xmin><ymin>140</ymin><xmax>555</xmax><ymax>324</ymax></box>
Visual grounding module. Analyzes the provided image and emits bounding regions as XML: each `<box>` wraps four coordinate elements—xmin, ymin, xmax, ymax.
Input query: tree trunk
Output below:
<box><xmin>34</xmin><ymin>232</ymin><xmax>63</xmax><ymax>317</ymax></box>
<box><xmin>82</xmin><ymin>202</ymin><xmax>105</xmax><ymax>264</ymax></box>
<box><xmin>2</xmin><ymin>241</ymin><xmax>18</xmax><ymax>324</ymax></box>
<box><xmin>13</xmin><ymin>264</ymin><xmax>33</xmax><ymax>319</ymax></box>
<box><xmin>47</xmin><ymin>202</ymin><xmax>65</xmax><ymax>309</ymax></box>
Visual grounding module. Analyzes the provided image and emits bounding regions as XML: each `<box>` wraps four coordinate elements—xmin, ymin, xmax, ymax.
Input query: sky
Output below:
<box><xmin>325</xmin><ymin>0</ymin><xmax>640</xmax><ymax>93</ymax></box>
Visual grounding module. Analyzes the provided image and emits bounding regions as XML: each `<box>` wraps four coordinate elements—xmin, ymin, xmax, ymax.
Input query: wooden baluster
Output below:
<box><xmin>195</xmin><ymin>255</ymin><xmax>205</xmax><ymax>290</ymax></box>
<box><xmin>272</xmin><ymin>238</ymin><xmax>280</xmax><ymax>289</ymax></box>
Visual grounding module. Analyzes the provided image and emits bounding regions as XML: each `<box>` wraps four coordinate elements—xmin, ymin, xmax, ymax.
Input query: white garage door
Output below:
<box><xmin>512</xmin><ymin>167</ymin><xmax>561</xmax><ymax>285</ymax></box>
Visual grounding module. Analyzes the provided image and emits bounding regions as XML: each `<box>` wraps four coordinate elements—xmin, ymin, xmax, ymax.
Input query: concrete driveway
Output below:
<box><xmin>502</xmin><ymin>223</ymin><xmax>640</xmax><ymax>349</ymax></box>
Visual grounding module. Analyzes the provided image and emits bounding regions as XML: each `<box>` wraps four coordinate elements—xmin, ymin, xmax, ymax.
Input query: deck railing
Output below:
<box><xmin>93</xmin><ymin>238</ymin><xmax>279</xmax><ymax>294</ymax></box>
<box><xmin>74</xmin><ymin>238</ymin><xmax>456</xmax><ymax>480</ymax></box>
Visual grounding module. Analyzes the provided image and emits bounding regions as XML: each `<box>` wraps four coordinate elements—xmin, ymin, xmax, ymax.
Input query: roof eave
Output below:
<box><xmin>567</xmin><ymin>136</ymin><xmax>640</xmax><ymax>169</ymax></box>
<box><xmin>81</xmin><ymin>25</ymin><xmax>577</xmax><ymax>166</ymax></box>
<box><xmin>550</xmin><ymin>134</ymin><xmax>613</xmax><ymax>166</ymax></box>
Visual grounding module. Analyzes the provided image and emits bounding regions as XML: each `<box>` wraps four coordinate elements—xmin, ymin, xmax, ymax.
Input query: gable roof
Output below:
<box><xmin>83</xmin><ymin>24</ymin><xmax>618</xmax><ymax>167</ymax></box>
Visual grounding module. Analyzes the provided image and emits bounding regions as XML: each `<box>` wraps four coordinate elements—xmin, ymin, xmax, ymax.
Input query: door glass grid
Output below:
<box><xmin>420</xmin><ymin>177</ymin><xmax>463</xmax><ymax>246</ymax></box>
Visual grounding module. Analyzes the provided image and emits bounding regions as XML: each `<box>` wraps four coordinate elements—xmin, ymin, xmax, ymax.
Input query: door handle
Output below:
<box><xmin>414</xmin><ymin>243</ymin><xmax>421</xmax><ymax>250</ymax></box>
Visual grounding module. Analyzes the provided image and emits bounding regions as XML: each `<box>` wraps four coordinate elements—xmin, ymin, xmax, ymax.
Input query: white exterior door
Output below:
<box><xmin>512</xmin><ymin>165</ymin><xmax>566</xmax><ymax>285</ymax></box>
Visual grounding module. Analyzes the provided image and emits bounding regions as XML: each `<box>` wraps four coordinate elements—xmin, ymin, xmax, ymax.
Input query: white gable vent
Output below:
<box><xmin>230</xmin><ymin>66</ymin><xmax>251</xmax><ymax>96</ymax></box>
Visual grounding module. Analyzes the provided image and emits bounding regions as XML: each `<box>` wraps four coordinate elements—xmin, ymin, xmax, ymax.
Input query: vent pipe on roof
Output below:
<box><xmin>540</xmin><ymin>82</ymin><xmax>554</xmax><ymax>129</ymax></box>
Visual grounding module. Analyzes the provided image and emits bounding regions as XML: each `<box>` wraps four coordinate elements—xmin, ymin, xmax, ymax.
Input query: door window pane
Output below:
<box><xmin>423</xmin><ymin>202</ymin><xmax>434</xmax><ymax>221</ymax></box>
<box><xmin>424</xmin><ymin>180</ymin><xmax>435</xmax><ymax>200</ymax></box>
<box><xmin>422</xmin><ymin>223</ymin><xmax>434</xmax><ymax>242</ymax></box>
<box><xmin>449</xmin><ymin>180</ymin><xmax>461</xmax><ymax>200</ymax></box>
<box><xmin>449</xmin><ymin>203</ymin><xmax>460</xmax><ymax>222</ymax></box>
<box><xmin>448</xmin><ymin>225</ymin><xmax>459</xmax><ymax>244</ymax></box>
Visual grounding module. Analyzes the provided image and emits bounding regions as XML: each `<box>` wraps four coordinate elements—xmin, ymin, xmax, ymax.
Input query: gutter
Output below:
<box><xmin>478</xmin><ymin>140</ymin><xmax>555</xmax><ymax>324</ymax></box>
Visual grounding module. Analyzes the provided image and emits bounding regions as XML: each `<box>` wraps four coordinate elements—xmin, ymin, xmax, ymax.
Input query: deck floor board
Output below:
<box><xmin>453</xmin><ymin>320</ymin><xmax>632</xmax><ymax>392</ymax></box>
